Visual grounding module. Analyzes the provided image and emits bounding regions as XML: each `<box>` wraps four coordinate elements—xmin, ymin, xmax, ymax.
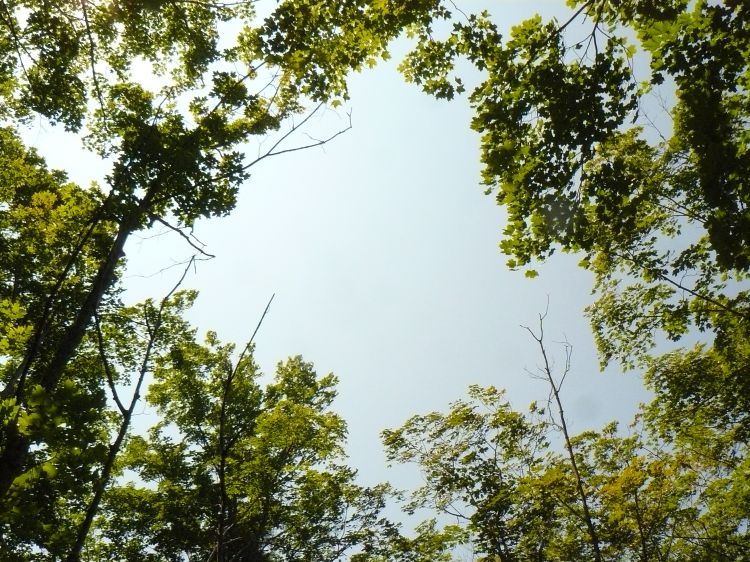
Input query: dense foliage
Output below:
<box><xmin>91</xmin><ymin>332</ymin><xmax>394</xmax><ymax>562</ymax></box>
<box><xmin>0</xmin><ymin>0</ymin><xmax>748</xmax><ymax>560</ymax></box>
<box><xmin>0</xmin><ymin>1</ymin><xmax>452</xmax><ymax>557</ymax></box>
<box><xmin>402</xmin><ymin>0</ymin><xmax>750</xmax><ymax>367</ymax></box>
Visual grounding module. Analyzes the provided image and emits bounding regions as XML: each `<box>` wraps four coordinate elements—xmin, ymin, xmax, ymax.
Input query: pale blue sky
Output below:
<box><xmin>24</xmin><ymin>0</ymin><xmax>652</xmax><ymax>489</ymax></box>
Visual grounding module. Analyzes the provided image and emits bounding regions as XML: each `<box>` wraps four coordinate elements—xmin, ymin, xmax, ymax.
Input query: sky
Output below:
<box><xmin>23</xmin><ymin>0</ymin><xmax>653</xmax><ymax>490</ymax></box>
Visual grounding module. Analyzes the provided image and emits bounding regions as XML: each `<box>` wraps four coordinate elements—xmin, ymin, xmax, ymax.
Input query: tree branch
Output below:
<box><xmin>93</xmin><ymin>312</ymin><xmax>126</xmax><ymax>416</ymax></box>
<box><xmin>216</xmin><ymin>292</ymin><xmax>275</xmax><ymax>561</ymax></box>
<box><xmin>66</xmin><ymin>257</ymin><xmax>196</xmax><ymax>562</ymax></box>
<box><xmin>149</xmin><ymin>215</ymin><xmax>216</xmax><ymax>259</ymax></box>
<box><xmin>80</xmin><ymin>0</ymin><xmax>109</xmax><ymax>132</ymax></box>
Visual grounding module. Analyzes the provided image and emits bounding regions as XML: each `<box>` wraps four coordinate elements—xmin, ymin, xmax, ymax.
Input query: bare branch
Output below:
<box><xmin>126</xmin><ymin>255</ymin><xmax>209</xmax><ymax>280</ymax></box>
<box><xmin>93</xmin><ymin>312</ymin><xmax>126</xmax><ymax>416</ymax></box>
<box><xmin>242</xmin><ymin>104</ymin><xmax>351</xmax><ymax>171</ymax></box>
<box><xmin>234</xmin><ymin>293</ymin><xmax>275</xmax><ymax>374</ymax></box>
<box><xmin>149</xmin><ymin>215</ymin><xmax>216</xmax><ymax>258</ymax></box>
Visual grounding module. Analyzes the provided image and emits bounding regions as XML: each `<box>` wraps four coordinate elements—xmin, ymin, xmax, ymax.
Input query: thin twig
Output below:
<box><xmin>234</xmin><ymin>293</ymin><xmax>275</xmax><ymax>375</ymax></box>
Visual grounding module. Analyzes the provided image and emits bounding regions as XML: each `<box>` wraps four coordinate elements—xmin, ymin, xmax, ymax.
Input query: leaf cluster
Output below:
<box><xmin>384</xmin><ymin>382</ymin><xmax>750</xmax><ymax>561</ymax></box>
<box><xmin>401</xmin><ymin>0</ymin><xmax>750</xmax><ymax>369</ymax></box>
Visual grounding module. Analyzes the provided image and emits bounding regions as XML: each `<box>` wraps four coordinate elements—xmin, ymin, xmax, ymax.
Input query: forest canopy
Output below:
<box><xmin>0</xmin><ymin>0</ymin><xmax>748</xmax><ymax>560</ymax></box>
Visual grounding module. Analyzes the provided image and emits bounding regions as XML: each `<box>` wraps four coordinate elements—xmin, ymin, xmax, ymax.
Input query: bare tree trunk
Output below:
<box><xmin>524</xmin><ymin>312</ymin><xmax>603</xmax><ymax>562</ymax></box>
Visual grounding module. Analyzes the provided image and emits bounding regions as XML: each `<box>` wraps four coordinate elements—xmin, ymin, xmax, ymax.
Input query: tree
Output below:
<box><xmin>523</xmin><ymin>314</ymin><xmax>602</xmax><ymax>562</ymax></box>
<box><xmin>0</xmin><ymin>128</ymin><xmax>118</xmax><ymax>558</ymax></box>
<box><xmin>4</xmin><ymin>0</ymin><xmax>747</xmax><ymax>558</ymax></box>
<box><xmin>85</xmin><ymin>325</ymin><xmax>398</xmax><ymax>562</ymax></box>
<box><xmin>383</xmin><ymin>333</ymin><xmax>750</xmax><ymax>561</ymax></box>
<box><xmin>383</xmin><ymin>384</ymin><xmax>555</xmax><ymax>561</ymax></box>
<box><xmin>0</xmin><ymin>0</ymin><xmax>457</xmax><ymax>541</ymax></box>
<box><xmin>0</xmin><ymin>281</ymin><xmax>202</xmax><ymax>558</ymax></box>
<box><xmin>400</xmin><ymin>0</ymin><xmax>750</xmax><ymax>369</ymax></box>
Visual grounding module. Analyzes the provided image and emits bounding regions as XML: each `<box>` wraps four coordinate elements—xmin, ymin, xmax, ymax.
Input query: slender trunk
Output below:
<box><xmin>550</xmin><ymin>374</ymin><xmax>603</xmax><ymax>562</ymax></box>
<box><xmin>525</xmin><ymin>316</ymin><xmax>603</xmax><ymax>562</ymax></box>
<box><xmin>633</xmin><ymin>488</ymin><xmax>649</xmax><ymax>562</ymax></box>
<box><xmin>215</xmin><ymin>295</ymin><xmax>273</xmax><ymax>562</ymax></box>
<box><xmin>217</xmin><ymin>363</ymin><xmax>232</xmax><ymax>562</ymax></box>
<box><xmin>65</xmin><ymin>399</ymin><xmax>137</xmax><ymax>562</ymax></box>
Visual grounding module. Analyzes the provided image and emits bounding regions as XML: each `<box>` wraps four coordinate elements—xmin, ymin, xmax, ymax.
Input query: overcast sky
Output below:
<box><xmin>25</xmin><ymin>0</ymin><xmax>652</xmax><ymax>490</ymax></box>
